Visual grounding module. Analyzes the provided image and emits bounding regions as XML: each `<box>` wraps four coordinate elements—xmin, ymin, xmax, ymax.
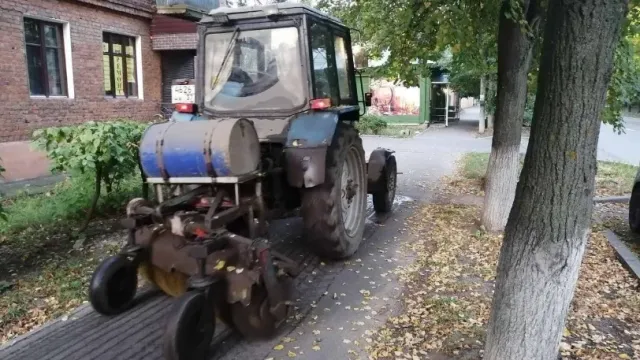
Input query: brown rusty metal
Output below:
<box><xmin>134</xmin><ymin>227</ymin><xmax>237</xmax><ymax>277</ymax></box>
<box><xmin>225</xmin><ymin>269</ymin><xmax>261</xmax><ymax>306</ymax></box>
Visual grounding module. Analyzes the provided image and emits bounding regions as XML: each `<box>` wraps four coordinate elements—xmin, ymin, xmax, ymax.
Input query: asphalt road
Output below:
<box><xmin>597</xmin><ymin>115</ymin><xmax>640</xmax><ymax>165</ymax></box>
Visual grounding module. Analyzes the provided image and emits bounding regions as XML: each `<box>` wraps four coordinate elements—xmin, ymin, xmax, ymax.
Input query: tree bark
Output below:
<box><xmin>80</xmin><ymin>164</ymin><xmax>102</xmax><ymax>232</ymax></box>
<box><xmin>479</xmin><ymin>76</ymin><xmax>486</xmax><ymax>134</ymax></box>
<box><xmin>484</xmin><ymin>0</ymin><xmax>629</xmax><ymax>359</ymax></box>
<box><xmin>481</xmin><ymin>0</ymin><xmax>540</xmax><ymax>231</ymax></box>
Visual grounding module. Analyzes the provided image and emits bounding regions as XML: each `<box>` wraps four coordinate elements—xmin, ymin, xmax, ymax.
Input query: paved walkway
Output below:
<box><xmin>6</xmin><ymin>107</ymin><xmax>634</xmax><ymax>360</ymax></box>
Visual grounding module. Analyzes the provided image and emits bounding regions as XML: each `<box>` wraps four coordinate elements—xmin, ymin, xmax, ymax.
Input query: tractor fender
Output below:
<box><xmin>367</xmin><ymin>148</ymin><xmax>395</xmax><ymax>193</ymax></box>
<box><xmin>284</xmin><ymin>112</ymin><xmax>340</xmax><ymax>188</ymax></box>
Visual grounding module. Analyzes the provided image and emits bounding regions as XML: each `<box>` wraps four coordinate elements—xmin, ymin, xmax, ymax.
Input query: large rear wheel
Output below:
<box><xmin>372</xmin><ymin>156</ymin><xmax>397</xmax><ymax>213</ymax></box>
<box><xmin>301</xmin><ymin>124</ymin><xmax>367</xmax><ymax>259</ymax></box>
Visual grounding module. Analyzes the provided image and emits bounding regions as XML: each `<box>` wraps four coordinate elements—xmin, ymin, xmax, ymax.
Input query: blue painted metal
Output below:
<box><xmin>285</xmin><ymin>112</ymin><xmax>340</xmax><ymax>147</ymax></box>
<box><xmin>139</xmin><ymin>119</ymin><xmax>259</xmax><ymax>178</ymax></box>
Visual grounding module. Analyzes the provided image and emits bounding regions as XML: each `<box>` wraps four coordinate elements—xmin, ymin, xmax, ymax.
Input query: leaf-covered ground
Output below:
<box><xmin>594</xmin><ymin>202</ymin><xmax>640</xmax><ymax>257</ymax></box>
<box><xmin>367</xmin><ymin>203</ymin><xmax>640</xmax><ymax>359</ymax></box>
<box><xmin>0</xmin><ymin>230</ymin><xmax>124</xmax><ymax>344</ymax></box>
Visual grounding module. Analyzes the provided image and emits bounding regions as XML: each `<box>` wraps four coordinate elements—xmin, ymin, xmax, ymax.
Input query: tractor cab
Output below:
<box><xmin>171</xmin><ymin>3</ymin><xmax>370</xmax><ymax>122</ymax></box>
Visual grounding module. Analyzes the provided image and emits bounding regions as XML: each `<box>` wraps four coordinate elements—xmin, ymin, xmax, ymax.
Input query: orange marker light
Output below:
<box><xmin>310</xmin><ymin>98</ymin><xmax>331</xmax><ymax>110</ymax></box>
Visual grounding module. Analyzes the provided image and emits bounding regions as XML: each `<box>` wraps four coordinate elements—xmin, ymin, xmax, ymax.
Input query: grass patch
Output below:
<box><xmin>1</xmin><ymin>173</ymin><xmax>141</xmax><ymax>237</ymax></box>
<box><xmin>595</xmin><ymin>161</ymin><xmax>638</xmax><ymax>196</ymax></box>
<box><xmin>359</xmin><ymin>124</ymin><xmax>427</xmax><ymax>138</ymax></box>
<box><xmin>460</xmin><ymin>153</ymin><xmax>490</xmax><ymax>180</ymax></box>
<box><xmin>0</xmin><ymin>173</ymin><xmax>142</xmax><ymax>282</ymax></box>
<box><xmin>457</xmin><ymin>152</ymin><xmax>638</xmax><ymax>196</ymax></box>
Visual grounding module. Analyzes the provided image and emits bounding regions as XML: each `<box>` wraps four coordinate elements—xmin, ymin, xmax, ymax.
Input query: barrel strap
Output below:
<box><xmin>156</xmin><ymin>122</ymin><xmax>174</xmax><ymax>181</ymax></box>
<box><xmin>203</xmin><ymin>127</ymin><xmax>217</xmax><ymax>177</ymax></box>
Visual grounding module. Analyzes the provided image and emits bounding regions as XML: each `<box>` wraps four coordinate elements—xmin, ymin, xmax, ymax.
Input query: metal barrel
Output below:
<box><xmin>139</xmin><ymin>118</ymin><xmax>260</xmax><ymax>179</ymax></box>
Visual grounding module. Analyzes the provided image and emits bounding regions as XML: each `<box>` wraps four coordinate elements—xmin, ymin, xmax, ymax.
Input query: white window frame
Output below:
<box><xmin>102</xmin><ymin>30</ymin><xmax>144</xmax><ymax>100</ymax></box>
<box><xmin>23</xmin><ymin>15</ymin><xmax>75</xmax><ymax>99</ymax></box>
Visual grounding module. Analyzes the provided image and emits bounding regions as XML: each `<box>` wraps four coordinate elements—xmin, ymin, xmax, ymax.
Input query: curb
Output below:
<box><xmin>593</xmin><ymin>195</ymin><xmax>631</xmax><ymax>204</ymax></box>
<box><xmin>0</xmin><ymin>174</ymin><xmax>66</xmax><ymax>198</ymax></box>
<box><xmin>602</xmin><ymin>229</ymin><xmax>640</xmax><ymax>281</ymax></box>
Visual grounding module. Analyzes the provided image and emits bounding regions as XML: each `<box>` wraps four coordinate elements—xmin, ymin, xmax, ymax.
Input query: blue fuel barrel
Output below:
<box><xmin>139</xmin><ymin>118</ymin><xmax>260</xmax><ymax>179</ymax></box>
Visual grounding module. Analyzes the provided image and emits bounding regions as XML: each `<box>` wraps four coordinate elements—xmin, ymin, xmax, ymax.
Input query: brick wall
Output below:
<box><xmin>0</xmin><ymin>0</ymin><xmax>162</xmax><ymax>143</ymax></box>
<box><xmin>152</xmin><ymin>33</ymin><xmax>198</xmax><ymax>50</ymax></box>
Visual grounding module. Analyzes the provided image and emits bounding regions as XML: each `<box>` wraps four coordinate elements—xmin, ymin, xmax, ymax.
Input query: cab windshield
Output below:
<box><xmin>204</xmin><ymin>27</ymin><xmax>305</xmax><ymax>112</ymax></box>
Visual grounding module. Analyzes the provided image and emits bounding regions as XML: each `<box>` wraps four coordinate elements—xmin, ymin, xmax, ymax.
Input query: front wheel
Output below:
<box><xmin>301</xmin><ymin>124</ymin><xmax>367</xmax><ymax>259</ymax></box>
<box><xmin>89</xmin><ymin>255</ymin><xmax>138</xmax><ymax>316</ymax></box>
<box><xmin>630</xmin><ymin>186</ymin><xmax>640</xmax><ymax>233</ymax></box>
<box><xmin>163</xmin><ymin>291</ymin><xmax>215</xmax><ymax>360</ymax></box>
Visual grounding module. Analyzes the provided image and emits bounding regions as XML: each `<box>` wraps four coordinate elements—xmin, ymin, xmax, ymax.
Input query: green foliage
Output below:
<box><xmin>484</xmin><ymin>76</ymin><xmax>498</xmax><ymax>116</ymax></box>
<box><xmin>602</xmin><ymin>2</ymin><xmax>640</xmax><ymax>131</ymax></box>
<box><xmin>356</xmin><ymin>114</ymin><xmax>388</xmax><ymax>135</ymax></box>
<box><xmin>317</xmin><ymin>0</ymin><xmax>501</xmax><ymax>83</ymax></box>
<box><xmin>449</xmin><ymin>74</ymin><xmax>481</xmax><ymax>98</ymax></box>
<box><xmin>523</xmin><ymin>92</ymin><xmax>536</xmax><ymax>126</ymax></box>
<box><xmin>32</xmin><ymin>120</ymin><xmax>147</xmax><ymax>192</ymax></box>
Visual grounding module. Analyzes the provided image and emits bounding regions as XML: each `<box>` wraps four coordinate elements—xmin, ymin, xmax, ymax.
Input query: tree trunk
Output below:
<box><xmin>479</xmin><ymin>76</ymin><xmax>486</xmax><ymax>134</ymax></box>
<box><xmin>481</xmin><ymin>0</ymin><xmax>540</xmax><ymax>231</ymax></box>
<box><xmin>484</xmin><ymin>0</ymin><xmax>628</xmax><ymax>359</ymax></box>
<box><xmin>80</xmin><ymin>165</ymin><xmax>102</xmax><ymax>232</ymax></box>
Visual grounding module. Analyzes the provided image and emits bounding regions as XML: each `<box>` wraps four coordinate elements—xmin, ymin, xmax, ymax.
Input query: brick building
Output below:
<box><xmin>0</xmin><ymin>0</ymin><xmax>216</xmax><ymax>182</ymax></box>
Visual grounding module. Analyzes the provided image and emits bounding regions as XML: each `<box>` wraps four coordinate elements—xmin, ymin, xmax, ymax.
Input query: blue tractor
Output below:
<box><xmin>87</xmin><ymin>4</ymin><xmax>397</xmax><ymax>360</ymax></box>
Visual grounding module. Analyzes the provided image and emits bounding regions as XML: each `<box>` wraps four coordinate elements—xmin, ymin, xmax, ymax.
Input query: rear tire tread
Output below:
<box><xmin>301</xmin><ymin>124</ymin><xmax>366</xmax><ymax>259</ymax></box>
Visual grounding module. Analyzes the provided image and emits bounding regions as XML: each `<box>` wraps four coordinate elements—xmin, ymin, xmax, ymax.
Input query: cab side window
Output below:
<box><xmin>309</xmin><ymin>22</ymin><xmax>336</xmax><ymax>103</ymax></box>
<box><xmin>334</xmin><ymin>35</ymin><xmax>352</xmax><ymax>101</ymax></box>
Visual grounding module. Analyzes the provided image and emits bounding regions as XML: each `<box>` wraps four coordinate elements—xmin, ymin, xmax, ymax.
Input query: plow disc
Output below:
<box><xmin>139</xmin><ymin>262</ymin><xmax>188</xmax><ymax>298</ymax></box>
<box><xmin>230</xmin><ymin>277</ymin><xmax>293</xmax><ymax>339</ymax></box>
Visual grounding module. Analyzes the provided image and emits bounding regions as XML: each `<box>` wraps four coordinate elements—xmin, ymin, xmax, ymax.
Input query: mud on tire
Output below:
<box><xmin>301</xmin><ymin>123</ymin><xmax>367</xmax><ymax>259</ymax></box>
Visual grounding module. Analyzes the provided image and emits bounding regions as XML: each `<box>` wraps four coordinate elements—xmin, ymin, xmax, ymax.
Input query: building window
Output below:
<box><xmin>24</xmin><ymin>18</ymin><xmax>67</xmax><ymax>97</ymax></box>
<box><xmin>103</xmin><ymin>33</ymin><xmax>138</xmax><ymax>98</ymax></box>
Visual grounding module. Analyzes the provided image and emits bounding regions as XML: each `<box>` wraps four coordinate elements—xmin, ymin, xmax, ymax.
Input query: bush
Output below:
<box><xmin>32</xmin><ymin>120</ymin><xmax>147</xmax><ymax>230</ymax></box>
<box><xmin>357</xmin><ymin>115</ymin><xmax>388</xmax><ymax>135</ymax></box>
